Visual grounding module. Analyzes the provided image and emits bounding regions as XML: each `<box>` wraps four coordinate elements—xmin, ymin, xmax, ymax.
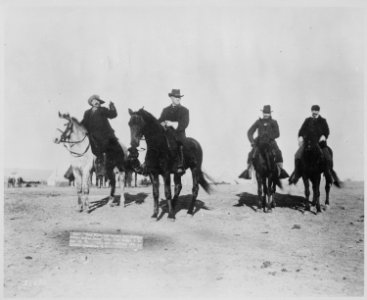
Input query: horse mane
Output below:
<box><xmin>137</xmin><ymin>109</ymin><xmax>164</xmax><ymax>131</ymax></box>
<box><xmin>70</xmin><ymin>116</ymin><xmax>87</xmax><ymax>133</ymax></box>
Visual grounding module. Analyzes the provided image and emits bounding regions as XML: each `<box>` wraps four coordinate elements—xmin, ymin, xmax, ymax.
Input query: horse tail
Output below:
<box><xmin>187</xmin><ymin>137</ymin><xmax>213</xmax><ymax>194</ymax></box>
<box><xmin>198</xmin><ymin>170</ymin><xmax>213</xmax><ymax>194</ymax></box>
<box><xmin>331</xmin><ymin>169</ymin><xmax>343</xmax><ymax>188</ymax></box>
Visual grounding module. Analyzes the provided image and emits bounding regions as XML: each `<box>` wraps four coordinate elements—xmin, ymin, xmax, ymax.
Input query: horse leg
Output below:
<box><xmin>256</xmin><ymin>175</ymin><xmax>262</xmax><ymax>210</ymax></box>
<box><xmin>314</xmin><ymin>176</ymin><xmax>321</xmax><ymax>213</ymax></box>
<box><xmin>82</xmin><ymin>172</ymin><xmax>90</xmax><ymax>211</ymax></box>
<box><xmin>188</xmin><ymin>168</ymin><xmax>199</xmax><ymax>215</ymax></box>
<box><xmin>325</xmin><ymin>181</ymin><xmax>331</xmax><ymax>206</ymax></box>
<box><xmin>271</xmin><ymin>181</ymin><xmax>276</xmax><ymax>208</ymax></box>
<box><xmin>118</xmin><ymin>170</ymin><xmax>125</xmax><ymax>206</ymax></box>
<box><xmin>266</xmin><ymin>183</ymin><xmax>273</xmax><ymax>213</ymax></box>
<box><xmin>303</xmin><ymin>176</ymin><xmax>310</xmax><ymax>211</ymax></box>
<box><xmin>163</xmin><ymin>173</ymin><xmax>174</xmax><ymax>219</ymax></box>
<box><xmin>150</xmin><ymin>174</ymin><xmax>160</xmax><ymax>219</ymax></box>
<box><xmin>73</xmin><ymin>169</ymin><xmax>83</xmax><ymax>212</ymax></box>
<box><xmin>172</xmin><ymin>173</ymin><xmax>182</xmax><ymax>209</ymax></box>
<box><xmin>106</xmin><ymin>166</ymin><xmax>116</xmax><ymax>206</ymax></box>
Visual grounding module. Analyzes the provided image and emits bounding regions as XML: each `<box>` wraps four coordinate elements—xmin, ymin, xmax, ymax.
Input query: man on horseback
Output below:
<box><xmin>289</xmin><ymin>105</ymin><xmax>336</xmax><ymax>185</ymax></box>
<box><xmin>158</xmin><ymin>89</ymin><xmax>189</xmax><ymax>174</ymax></box>
<box><xmin>81</xmin><ymin>94</ymin><xmax>125</xmax><ymax>172</ymax></box>
<box><xmin>240</xmin><ymin>105</ymin><xmax>289</xmax><ymax>180</ymax></box>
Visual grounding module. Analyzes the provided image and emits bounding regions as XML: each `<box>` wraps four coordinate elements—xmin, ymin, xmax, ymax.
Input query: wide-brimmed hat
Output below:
<box><xmin>261</xmin><ymin>105</ymin><xmax>273</xmax><ymax>114</ymax></box>
<box><xmin>88</xmin><ymin>94</ymin><xmax>105</xmax><ymax>106</ymax></box>
<box><xmin>168</xmin><ymin>89</ymin><xmax>184</xmax><ymax>98</ymax></box>
<box><xmin>311</xmin><ymin>105</ymin><xmax>320</xmax><ymax>111</ymax></box>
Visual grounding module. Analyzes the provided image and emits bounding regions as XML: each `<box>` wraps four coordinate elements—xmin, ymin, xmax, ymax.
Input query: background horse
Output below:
<box><xmin>252</xmin><ymin>138</ymin><xmax>281</xmax><ymax>213</ymax></box>
<box><xmin>7</xmin><ymin>177</ymin><xmax>16</xmax><ymax>188</ymax></box>
<box><xmin>301</xmin><ymin>136</ymin><xmax>332</xmax><ymax>213</ymax></box>
<box><xmin>128</xmin><ymin>108</ymin><xmax>212</xmax><ymax>219</ymax></box>
<box><xmin>54</xmin><ymin>112</ymin><xmax>126</xmax><ymax>211</ymax></box>
<box><xmin>64</xmin><ymin>165</ymin><xmax>75</xmax><ymax>186</ymax></box>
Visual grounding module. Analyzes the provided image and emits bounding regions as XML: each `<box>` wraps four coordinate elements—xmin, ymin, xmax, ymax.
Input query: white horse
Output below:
<box><xmin>54</xmin><ymin>112</ymin><xmax>126</xmax><ymax>212</ymax></box>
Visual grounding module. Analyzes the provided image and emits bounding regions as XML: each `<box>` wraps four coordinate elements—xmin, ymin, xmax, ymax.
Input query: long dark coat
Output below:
<box><xmin>247</xmin><ymin>117</ymin><xmax>280</xmax><ymax>144</ymax></box>
<box><xmin>298</xmin><ymin>116</ymin><xmax>330</xmax><ymax>141</ymax></box>
<box><xmin>158</xmin><ymin>104</ymin><xmax>189</xmax><ymax>142</ymax></box>
<box><xmin>81</xmin><ymin>105</ymin><xmax>117</xmax><ymax>154</ymax></box>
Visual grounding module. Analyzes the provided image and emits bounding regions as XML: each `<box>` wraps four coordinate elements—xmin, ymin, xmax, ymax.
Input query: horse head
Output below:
<box><xmin>128</xmin><ymin>108</ymin><xmax>145</xmax><ymax>148</ymax></box>
<box><xmin>54</xmin><ymin>112</ymin><xmax>85</xmax><ymax>144</ymax></box>
<box><xmin>303</xmin><ymin>136</ymin><xmax>323</xmax><ymax>164</ymax></box>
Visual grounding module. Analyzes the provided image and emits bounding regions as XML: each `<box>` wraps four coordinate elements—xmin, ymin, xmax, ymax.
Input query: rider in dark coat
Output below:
<box><xmin>240</xmin><ymin>105</ymin><xmax>289</xmax><ymax>180</ymax></box>
<box><xmin>289</xmin><ymin>105</ymin><xmax>334</xmax><ymax>184</ymax></box>
<box><xmin>158</xmin><ymin>89</ymin><xmax>189</xmax><ymax>174</ymax></box>
<box><xmin>81</xmin><ymin>94</ymin><xmax>124</xmax><ymax>170</ymax></box>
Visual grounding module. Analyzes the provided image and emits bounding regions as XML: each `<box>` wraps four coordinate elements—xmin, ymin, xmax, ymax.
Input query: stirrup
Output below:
<box><xmin>279</xmin><ymin>169</ymin><xmax>289</xmax><ymax>179</ymax></box>
<box><xmin>288</xmin><ymin>172</ymin><xmax>299</xmax><ymax>185</ymax></box>
<box><xmin>239</xmin><ymin>169</ymin><xmax>251</xmax><ymax>180</ymax></box>
<box><xmin>177</xmin><ymin>165</ymin><xmax>185</xmax><ymax>175</ymax></box>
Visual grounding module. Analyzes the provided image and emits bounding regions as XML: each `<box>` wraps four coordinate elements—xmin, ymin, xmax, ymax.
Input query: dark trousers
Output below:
<box><xmin>91</xmin><ymin>136</ymin><xmax>125</xmax><ymax>171</ymax></box>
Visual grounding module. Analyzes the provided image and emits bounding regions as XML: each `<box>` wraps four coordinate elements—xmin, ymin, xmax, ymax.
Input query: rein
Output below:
<box><xmin>63</xmin><ymin>141</ymin><xmax>91</xmax><ymax>158</ymax></box>
<box><xmin>58</xmin><ymin>126</ymin><xmax>91</xmax><ymax>157</ymax></box>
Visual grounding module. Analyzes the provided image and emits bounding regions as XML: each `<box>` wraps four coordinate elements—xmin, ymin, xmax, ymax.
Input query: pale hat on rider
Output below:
<box><xmin>88</xmin><ymin>94</ymin><xmax>105</xmax><ymax>106</ymax></box>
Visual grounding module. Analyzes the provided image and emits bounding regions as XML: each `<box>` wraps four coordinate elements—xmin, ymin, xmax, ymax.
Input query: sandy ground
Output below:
<box><xmin>3</xmin><ymin>179</ymin><xmax>364</xmax><ymax>298</ymax></box>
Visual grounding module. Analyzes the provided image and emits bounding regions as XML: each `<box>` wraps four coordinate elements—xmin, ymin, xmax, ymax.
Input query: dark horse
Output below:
<box><xmin>128</xmin><ymin>108</ymin><xmax>212</xmax><ymax>219</ymax></box>
<box><xmin>301</xmin><ymin>137</ymin><xmax>337</xmax><ymax>213</ymax></box>
<box><xmin>252</xmin><ymin>137</ymin><xmax>282</xmax><ymax>213</ymax></box>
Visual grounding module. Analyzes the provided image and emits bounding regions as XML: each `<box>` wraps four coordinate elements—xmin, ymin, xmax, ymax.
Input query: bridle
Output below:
<box><xmin>57</xmin><ymin>120</ymin><xmax>90</xmax><ymax>157</ymax></box>
<box><xmin>129</xmin><ymin>113</ymin><xmax>145</xmax><ymax>144</ymax></box>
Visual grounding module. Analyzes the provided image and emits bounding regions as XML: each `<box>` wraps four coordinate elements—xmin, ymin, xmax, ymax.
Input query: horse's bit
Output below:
<box><xmin>58</xmin><ymin>122</ymin><xmax>90</xmax><ymax>157</ymax></box>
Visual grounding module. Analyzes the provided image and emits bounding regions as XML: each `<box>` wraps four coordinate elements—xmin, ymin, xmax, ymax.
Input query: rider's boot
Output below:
<box><xmin>239</xmin><ymin>164</ymin><xmax>252</xmax><ymax>180</ymax></box>
<box><xmin>289</xmin><ymin>159</ymin><xmax>302</xmax><ymax>185</ymax></box>
<box><xmin>276</xmin><ymin>162</ymin><xmax>289</xmax><ymax>179</ymax></box>
<box><xmin>177</xmin><ymin>145</ymin><xmax>185</xmax><ymax>175</ymax></box>
<box><xmin>135</xmin><ymin>162</ymin><xmax>148</xmax><ymax>176</ymax></box>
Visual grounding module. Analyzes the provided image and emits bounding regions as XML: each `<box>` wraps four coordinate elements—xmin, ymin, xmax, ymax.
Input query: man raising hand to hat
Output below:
<box><xmin>239</xmin><ymin>105</ymin><xmax>289</xmax><ymax>180</ymax></box>
<box><xmin>81</xmin><ymin>94</ymin><xmax>125</xmax><ymax>172</ymax></box>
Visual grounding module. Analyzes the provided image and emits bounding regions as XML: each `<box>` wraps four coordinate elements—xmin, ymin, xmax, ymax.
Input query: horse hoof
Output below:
<box><xmin>151</xmin><ymin>213</ymin><xmax>158</xmax><ymax>219</ymax></box>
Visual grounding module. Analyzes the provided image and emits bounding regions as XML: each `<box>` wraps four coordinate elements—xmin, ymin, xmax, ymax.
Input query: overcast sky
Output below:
<box><xmin>2</xmin><ymin>1</ymin><xmax>365</xmax><ymax>181</ymax></box>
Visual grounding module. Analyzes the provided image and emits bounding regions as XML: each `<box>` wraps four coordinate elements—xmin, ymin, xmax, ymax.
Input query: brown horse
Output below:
<box><xmin>128</xmin><ymin>108</ymin><xmax>212</xmax><ymax>219</ymax></box>
<box><xmin>252</xmin><ymin>137</ymin><xmax>282</xmax><ymax>213</ymax></box>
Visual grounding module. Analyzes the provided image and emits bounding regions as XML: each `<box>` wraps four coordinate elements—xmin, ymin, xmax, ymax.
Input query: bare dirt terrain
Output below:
<box><xmin>4</xmin><ymin>180</ymin><xmax>364</xmax><ymax>298</ymax></box>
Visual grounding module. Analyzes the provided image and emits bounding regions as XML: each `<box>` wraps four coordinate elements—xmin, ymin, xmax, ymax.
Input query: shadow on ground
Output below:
<box><xmin>157</xmin><ymin>194</ymin><xmax>209</xmax><ymax>220</ymax></box>
<box><xmin>234</xmin><ymin>192</ymin><xmax>311</xmax><ymax>213</ymax></box>
<box><xmin>124</xmin><ymin>193</ymin><xmax>149</xmax><ymax>207</ymax></box>
<box><xmin>87</xmin><ymin>193</ymin><xmax>149</xmax><ymax>213</ymax></box>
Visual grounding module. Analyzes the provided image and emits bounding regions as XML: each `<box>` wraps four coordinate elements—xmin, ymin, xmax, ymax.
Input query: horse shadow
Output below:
<box><xmin>157</xmin><ymin>194</ymin><xmax>210</xmax><ymax>220</ymax></box>
<box><xmin>123</xmin><ymin>192</ymin><xmax>149</xmax><ymax>207</ymax></box>
<box><xmin>87</xmin><ymin>196</ymin><xmax>118</xmax><ymax>213</ymax></box>
<box><xmin>87</xmin><ymin>193</ymin><xmax>149</xmax><ymax>213</ymax></box>
<box><xmin>234</xmin><ymin>192</ymin><xmax>312</xmax><ymax>214</ymax></box>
